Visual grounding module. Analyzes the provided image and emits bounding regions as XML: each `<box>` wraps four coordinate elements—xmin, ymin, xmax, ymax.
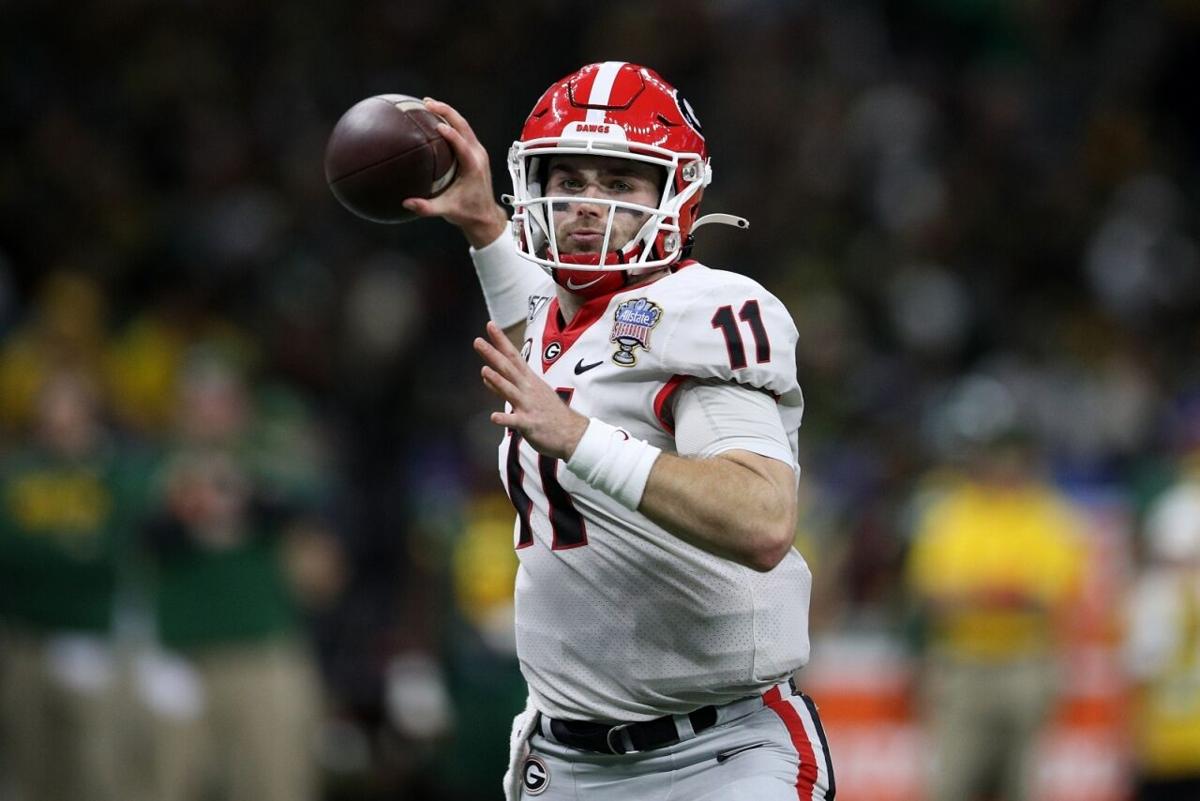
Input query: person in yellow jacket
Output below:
<box><xmin>1124</xmin><ymin>451</ymin><xmax>1200</xmax><ymax>801</ymax></box>
<box><xmin>906</xmin><ymin>432</ymin><xmax>1085</xmax><ymax>801</ymax></box>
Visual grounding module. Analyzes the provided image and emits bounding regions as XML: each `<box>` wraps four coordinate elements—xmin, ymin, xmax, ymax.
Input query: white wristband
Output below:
<box><xmin>566</xmin><ymin>418</ymin><xmax>662</xmax><ymax>510</ymax></box>
<box><xmin>469</xmin><ymin>222</ymin><xmax>550</xmax><ymax>329</ymax></box>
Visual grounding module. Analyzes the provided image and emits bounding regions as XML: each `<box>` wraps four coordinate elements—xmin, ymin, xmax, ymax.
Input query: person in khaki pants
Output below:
<box><xmin>136</xmin><ymin>355</ymin><xmax>340</xmax><ymax>801</ymax></box>
<box><xmin>0</xmin><ymin>371</ymin><xmax>150</xmax><ymax>801</ymax></box>
<box><xmin>906</xmin><ymin>430</ymin><xmax>1085</xmax><ymax>801</ymax></box>
<box><xmin>136</xmin><ymin>638</ymin><xmax>322</xmax><ymax>801</ymax></box>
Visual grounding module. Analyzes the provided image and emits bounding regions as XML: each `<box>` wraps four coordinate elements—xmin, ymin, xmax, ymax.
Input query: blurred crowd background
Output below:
<box><xmin>0</xmin><ymin>1</ymin><xmax>1198</xmax><ymax>800</ymax></box>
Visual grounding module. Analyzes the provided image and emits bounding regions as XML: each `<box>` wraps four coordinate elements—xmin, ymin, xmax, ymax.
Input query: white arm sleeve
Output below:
<box><xmin>469</xmin><ymin>222</ymin><xmax>553</xmax><ymax>329</ymax></box>
<box><xmin>672</xmin><ymin>379</ymin><xmax>798</xmax><ymax>472</ymax></box>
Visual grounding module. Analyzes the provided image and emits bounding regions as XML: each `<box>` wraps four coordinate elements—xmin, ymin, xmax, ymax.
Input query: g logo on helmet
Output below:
<box><xmin>675</xmin><ymin>92</ymin><xmax>703</xmax><ymax>135</ymax></box>
<box><xmin>522</xmin><ymin>755</ymin><xmax>550</xmax><ymax>795</ymax></box>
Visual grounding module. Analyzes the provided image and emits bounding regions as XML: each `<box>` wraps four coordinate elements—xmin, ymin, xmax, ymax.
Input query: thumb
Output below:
<box><xmin>402</xmin><ymin>197</ymin><xmax>438</xmax><ymax>217</ymax></box>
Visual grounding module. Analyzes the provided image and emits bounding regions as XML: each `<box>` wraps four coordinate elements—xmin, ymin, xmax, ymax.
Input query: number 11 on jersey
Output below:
<box><xmin>504</xmin><ymin>388</ymin><xmax>588</xmax><ymax>551</ymax></box>
<box><xmin>712</xmin><ymin>300</ymin><xmax>771</xmax><ymax>370</ymax></box>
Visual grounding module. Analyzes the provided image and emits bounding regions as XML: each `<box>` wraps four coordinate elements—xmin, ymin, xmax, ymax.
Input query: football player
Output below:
<box><xmin>405</xmin><ymin>62</ymin><xmax>834</xmax><ymax>801</ymax></box>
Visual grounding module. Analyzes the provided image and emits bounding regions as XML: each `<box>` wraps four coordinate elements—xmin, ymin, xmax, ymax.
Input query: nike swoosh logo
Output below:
<box><xmin>565</xmin><ymin>275</ymin><xmax>605</xmax><ymax>290</ymax></box>
<box><xmin>715</xmin><ymin>742</ymin><xmax>768</xmax><ymax>764</ymax></box>
<box><xmin>574</xmin><ymin>359</ymin><xmax>604</xmax><ymax>375</ymax></box>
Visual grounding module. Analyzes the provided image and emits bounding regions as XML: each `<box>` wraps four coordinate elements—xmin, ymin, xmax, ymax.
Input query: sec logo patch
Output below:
<box><xmin>522</xmin><ymin>755</ymin><xmax>550</xmax><ymax>795</ymax></box>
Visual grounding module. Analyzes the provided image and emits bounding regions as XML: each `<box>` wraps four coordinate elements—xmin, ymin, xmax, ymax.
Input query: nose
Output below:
<box><xmin>573</xmin><ymin>184</ymin><xmax>608</xmax><ymax>217</ymax></box>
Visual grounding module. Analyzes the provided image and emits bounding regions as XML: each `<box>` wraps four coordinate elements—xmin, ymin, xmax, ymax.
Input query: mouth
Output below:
<box><xmin>560</xmin><ymin>229</ymin><xmax>607</xmax><ymax>253</ymax></box>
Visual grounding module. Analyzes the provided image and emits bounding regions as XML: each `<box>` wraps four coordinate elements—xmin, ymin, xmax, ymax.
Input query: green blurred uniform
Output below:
<box><xmin>152</xmin><ymin>515</ymin><xmax>298</xmax><ymax>651</ymax></box>
<box><xmin>139</xmin><ymin>382</ymin><xmax>327</xmax><ymax>801</ymax></box>
<box><xmin>0</xmin><ymin>441</ymin><xmax>150</xmax><ymax>801</ymax></box>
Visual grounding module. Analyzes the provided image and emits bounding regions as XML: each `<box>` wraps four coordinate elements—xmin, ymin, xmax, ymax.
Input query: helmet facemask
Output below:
<box><xmin>507</xmin><ymin>62</ymin><xmax>745</xmax><ymax>299</ymax></box>
<box><xmin>507</xmin><ymin>134</ymin><xmax>710</xmax><ymax>279</ymax></box>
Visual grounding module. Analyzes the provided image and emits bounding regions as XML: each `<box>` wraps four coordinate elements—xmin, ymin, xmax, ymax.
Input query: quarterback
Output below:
<box><xmin>405</xmin><ymin>62</ymin><xmax>834</xmax><ymax>800</ymax></box>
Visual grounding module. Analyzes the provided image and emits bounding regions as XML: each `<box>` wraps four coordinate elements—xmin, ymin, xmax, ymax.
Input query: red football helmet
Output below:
<box><xmin>507</xmin><ymin>62</ymin><xmax>746</xmax><ymax>298</ymax></box>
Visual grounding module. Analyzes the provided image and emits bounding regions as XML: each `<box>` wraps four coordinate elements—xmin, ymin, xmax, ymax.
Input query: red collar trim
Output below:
<box><xmin>538</xmin><ymin>261</ymin><xmax>692</xmax><ymax>372</ymax></box>
<box><xmin>540</xmin><ymin>291</ymin><xmax>616</xmax><ymax>372</ymax></box>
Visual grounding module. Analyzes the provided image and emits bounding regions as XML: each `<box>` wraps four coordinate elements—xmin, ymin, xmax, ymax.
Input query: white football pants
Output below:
<box><xmin>512</xmin><ymin>683</ymin><xmax>835</xmax><ymax>801</ymax></box>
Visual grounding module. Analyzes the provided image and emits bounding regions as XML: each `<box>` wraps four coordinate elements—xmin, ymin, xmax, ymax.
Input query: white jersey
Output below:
<box><xmin>498</xmin><ymin>261</ymin><xmax>812</xmax><ymax>723</ymax></box>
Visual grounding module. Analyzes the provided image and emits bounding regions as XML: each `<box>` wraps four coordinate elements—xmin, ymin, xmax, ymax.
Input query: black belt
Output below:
<box><xmin>538</xmin><ymin>705</ymin><xmax>719</xmax><ymax>755</ymax></box>
<box><xmin>537</xmin><ymin>678</ymin><xmax>799</xmax><ymax>756</ymax></box>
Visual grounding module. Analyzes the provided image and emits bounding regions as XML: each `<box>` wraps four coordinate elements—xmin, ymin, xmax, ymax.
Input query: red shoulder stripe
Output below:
<box><xmin>652</xmin><ymin>374</ymin><xmax>688</xmax><ymax>435</ymax></box>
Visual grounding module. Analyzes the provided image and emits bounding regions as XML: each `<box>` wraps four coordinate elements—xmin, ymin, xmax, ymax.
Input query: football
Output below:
<box><xmin>324</xmin><ymin>94</ymin><xmax>457</xmax><ymax>224</ymax></box>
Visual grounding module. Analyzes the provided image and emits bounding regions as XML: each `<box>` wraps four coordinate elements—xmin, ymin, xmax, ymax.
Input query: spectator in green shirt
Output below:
<box><xmin>138</xmin><ymin>352</ymin><xmax>342</xmax><ymax>801</ymax></box>
<box><xmin>0</xmin><ymin>369</ymin><xmax>150</xmax><ymax>801</ymax></box>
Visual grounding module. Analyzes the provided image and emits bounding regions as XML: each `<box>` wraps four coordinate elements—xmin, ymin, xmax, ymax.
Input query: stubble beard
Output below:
<box><xmin>555</xmin><ymin>214</ymin><xmax>644</xmax><ymax>255</ymax></box>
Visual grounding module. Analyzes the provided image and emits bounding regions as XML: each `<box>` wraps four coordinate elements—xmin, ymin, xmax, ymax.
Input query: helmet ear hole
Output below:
<box><xmin>680</xmin><ymin>234</ymin><xmax>696</xmax><ymax>260</ymax></box>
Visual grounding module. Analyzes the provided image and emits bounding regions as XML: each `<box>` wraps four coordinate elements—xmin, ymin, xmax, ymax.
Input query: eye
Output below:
<box><xmin>611</xmin><ymin>180</ymin><xmax>634</xmax><ymax>192</ymax></box>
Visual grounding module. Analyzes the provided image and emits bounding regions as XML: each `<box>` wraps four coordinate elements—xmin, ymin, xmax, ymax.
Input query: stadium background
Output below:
<box><xmin>1</xmin><ymin>0</ymin><xmax>1198</xmax><ymax>799</ymax></box>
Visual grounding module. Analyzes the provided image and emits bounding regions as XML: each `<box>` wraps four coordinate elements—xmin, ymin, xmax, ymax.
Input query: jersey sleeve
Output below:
<box><xmin>652</xmin><ymin>273</ymin><xmax>804</xmax><ymax>462</ymax></box>
<box><xmin>655</xmin><ymin>275</ymin><xmax>804</xmax><ymax>413</ymax></box>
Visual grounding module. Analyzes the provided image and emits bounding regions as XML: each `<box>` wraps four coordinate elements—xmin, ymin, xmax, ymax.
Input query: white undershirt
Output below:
<box><xmin>671</xmin><ymin>378</ymin><xmax>797</xmax><ymax>473</ymax></box>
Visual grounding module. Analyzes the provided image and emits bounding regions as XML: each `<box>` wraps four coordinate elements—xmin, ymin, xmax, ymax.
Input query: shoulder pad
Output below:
<box><xmin>652</xmin><ymin>269</ymin><xmax>802</xmax><ymax>405</ymax></box>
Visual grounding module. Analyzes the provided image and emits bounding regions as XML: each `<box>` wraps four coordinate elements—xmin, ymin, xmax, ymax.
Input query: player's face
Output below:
<box><xmin>545</xmin><ymin>156</ymin><xmax>661</xmax><ymax>254</ymax></box>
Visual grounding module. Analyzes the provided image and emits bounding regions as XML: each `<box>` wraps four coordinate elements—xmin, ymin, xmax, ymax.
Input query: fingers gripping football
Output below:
<box><xmin>403</xmin><ymin>99</ymin><xmax>504</xmax><ymax>236</ymax></box>
<box><xmin>475</xmin><ymin>322</ymin><xmax>589</xmax><ymax>461</ymax></box>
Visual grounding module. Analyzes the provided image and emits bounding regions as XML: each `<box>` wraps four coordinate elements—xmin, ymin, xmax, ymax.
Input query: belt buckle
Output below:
<box><xmin>605</xmin><ymin>722</ymin><xmax>634</xmax><ymax>755</ymax></box>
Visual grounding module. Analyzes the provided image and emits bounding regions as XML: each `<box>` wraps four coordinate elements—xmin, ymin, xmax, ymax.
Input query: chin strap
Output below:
<box><xmin>683</xmin><ymin>214</ymin><xmax>749</xmax><ymax>259</ymax></box>
<box><xmin>692</xmin><ymin>213</ymin><xmax>750</xmax><ymax>231</ymax></box>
